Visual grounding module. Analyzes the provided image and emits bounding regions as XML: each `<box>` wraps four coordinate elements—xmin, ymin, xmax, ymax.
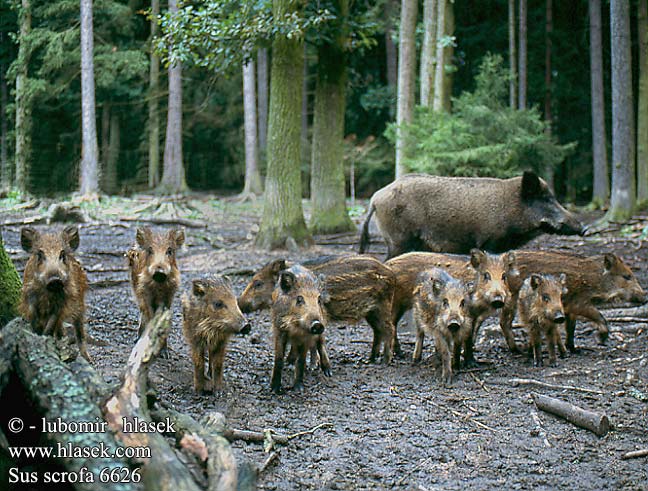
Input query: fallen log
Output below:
<box><xmin>621</xmin><ymin>448</ymin><xmax>648</xmax><ymax>460</ymax></box>
<box><xmin>119</xmin><ymin>216</ymin><xmax>206</xmax><ymax>229</ymax></box>
<box><xmin>532</xmin><ymin>393</ymin><xmax>610</xmax><ymax>437</ymax></box>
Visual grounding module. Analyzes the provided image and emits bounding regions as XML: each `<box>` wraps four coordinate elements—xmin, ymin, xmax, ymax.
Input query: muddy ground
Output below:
<box><xmin>2</xmin><ymin>197</ymin><xmax>648</xmax><ymax>490</ymax></box>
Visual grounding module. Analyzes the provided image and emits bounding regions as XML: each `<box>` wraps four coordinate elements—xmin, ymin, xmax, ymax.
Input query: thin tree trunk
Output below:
<box><xmin>80</xmin><ymin>0</ymin><xmax>100</xmax><ymax>196</ymax></box>
<box><xmin>395</xmin><ymin>0</ymin><xmax>418</xmax><ymax>178</ymax></box>
<box><xmin>310</xmin><ymin>0</ymin><xmax>354</xmax><ymax>234</ymax></box>
<box><xmin>441</xmin><ymin>0</ymin><xmax>454</xmax><ymax>112</ymax></box>
<box><xmin>432</xmin><ymin>0</ymin><xmax>447</xmax><ymax>111</ymax></box>
<box><xmin>607</xmin><ymin>0</ymin><xmax>635</xmax><ymax>221</ymax></box>
<box><xmin>242</xmin><ymin>59</ymin><xmax>262</xmax><ymax>196</ymax></box>
<box><xmin>518</xmin><ymin>0</ymin><xmax>527</xmax><ymax>109</ymax></box>
<box><xmin>160</xmin><ymin>0</ymin><xmax>187</xmax><ymax>194</ymax></box>
<box><xmin>101</xmin><ymin>102</ymin><xmax>110</xmax><ymax>167</ymax></box>
<box><xmin>102</xmin><ymin>111</ymin><xmax>119</xmax><ymax>194</ymax></box>
<box><xmin>509</xmin><ymin>0</ymin><xmax>517</xmax><ymax>109</ymax></box>
<box><xmin>0</xmin><ymin>54</ymin><xmax>9</xmax><ymax>190</ymax></box>
<box><xmin>544</xmin><ymin>0</ymin><xmax>554</xmax><ymax>191</ymax></box>
<box><xmin>590</xmin><ymin>0</ymin><xmax>609</xmax><ymax>204</ymax></box>
<box><xmin>637</xmin><ymin>0</ymin><xmax>648</xmax><ymax>203</ymax></box>
<box><xmin>255</xmin><ymin>0</ymin><xmax>311</xmax><ymax>250</ymax></box>
<box><xmin>301</xmin><ymin>49</ymin><xmax>309</xmax><ymax>168</ymax></box>
<box><xmin>148</xmin><ymin>0</ymin><xmax>161</xmax><ymax>188</ymax></box>
<box><xmin>15</xmin><ymin>0</ymin><xmax>32</xmax><ymax>195</ymax></box>
<box><xmin>385</xmin><ymin>0</ymin><xmax>398</xmax><ymax>118</ymax></box>
<box><xmin>257</xmin><ymin>48</ymin><xmax>269</xmax><ymax>154</ymax></box>
<box><xmin>420</xmin><ymin>0</ymin><xmax>438</xmax><ymax>107</ymax></box>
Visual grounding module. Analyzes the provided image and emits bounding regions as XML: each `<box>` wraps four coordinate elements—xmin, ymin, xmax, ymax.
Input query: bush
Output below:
<box><xmin>387</xmin><ymin>54</ymin><xmax>576</xmax><ymax>179</ymax></box>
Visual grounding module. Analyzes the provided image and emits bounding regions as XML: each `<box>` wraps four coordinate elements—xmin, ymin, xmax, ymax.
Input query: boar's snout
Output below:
<box><xmin>240</xmin><ymin>322</ymin><xmax>252</xmax><ymax>335</ymax></box>
<box><xmin>310</xmin><ymin>320</ymin><xmax>324</xmax><ymax>335</ymax></box>
<box><xmin>491</xmin><ymin>296</ymin><xmax>505</xmax><ymax>309</ymax></box>
<box><xmin>152</xmin><ymin>270</ymin><xmax>168</xmax><ymax>283</ymax></box>
<box><xmin>46</xmin><ymin>276</ymin><xmax>65</xmax><ymax>292</ymax></box>
<box><xmin>447</xmin><ymin>319</ymin><xmax>462</xmax><ymax>333</ymax></box>
<box><xmin>553</xmin><ymin>312</ymin><xmax>566</xmax><ymax>324</ymax></box>
<box><xmin>558</xmin><ymin>213</ymin><xmax>585</xmax><ymax>236</ymax></box>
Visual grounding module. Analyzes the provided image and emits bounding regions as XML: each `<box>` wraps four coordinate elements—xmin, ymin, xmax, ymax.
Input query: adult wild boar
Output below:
<box><xmin>359</xmin><ymin>171</ymin><xmax>584</xmax><ymax>258</ymax></box>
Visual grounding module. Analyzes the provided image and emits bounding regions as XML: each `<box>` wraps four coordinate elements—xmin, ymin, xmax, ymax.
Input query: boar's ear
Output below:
<box><xmin>170</xmin><ymin>228</ymin><xmax>185</xmax><ymax>247</ymax></box>
<box><xmin>559</xmin><ymin>273</ymin><xmax>568</xmax><ymax>294</ymax></box>
<box><xmin>432</xmin><ymin>278</ymin><xmax>445</xmax><ymax>297</ymax></box>
<box><xmin>136</xmin><ymin>227</ymin><xmax>152</xmax><ymax>247</ymax></box>
<box><xmin>521</xmin><ymin>171</ymin><xmax>543</xmax><ymax>200</ymax></box>
<box><xmin>470</xmin><ymin>249</ymin><xmax>486</xmax><ymax>269</ymax></box>
<box><xmin>20</xmin><ymin>227</ymin><xmax>39</xmax><ymax>253</ymax></box>
<box><xmin>192</xmin><ymin>280</ymin><xmax>207</xmax><ymax>297</ymax></box>
<box><xmin>603</xmin><ymin>253</ymin><xmax>618</xmax><ymax>271</ymax></box>
<box><xmin>279</xmin><ymin>271</ymin><xmax>296</xmax><ymax>293</ymax></box>
<box><xmin>530</xmin><ymin>274</ymin><xmax>542</xmax><ymax>290</ymax></box>
<box><xmin>62</xmin><ymin>225</ymin><xmax>80</xmax><ymax>251</ymax></box>
<box><xmin>269</xmin><ymin>259</ymin><xmax>287</xmax><ymax>275</ymax></box>
<box><xmin>318</xmin><ymin>274</ymin><xmax>331</xmax><ymax>304</ymax></box>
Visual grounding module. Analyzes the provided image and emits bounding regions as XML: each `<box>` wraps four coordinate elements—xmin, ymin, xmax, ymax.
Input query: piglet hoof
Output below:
<box><xmin>597</xmin><ymin>331</ymin><xmax>609</xmax><ymax>345</ymax></box>
<box><xmin>271</xmin><ymin>384</ymin><xmax>282</xmax><ymax>395</ymax></box>
<box><xmin>568</xmin><ymin>345</ymin><xmax>581</xmax><ymax>354</ymax></box>
<box><xmin>462</xmin><ymin>358</ymin><xmax>481</xmax><ymax>369</ymax></box>
<box><xmin>321</xmin><ymin>366</ymin><xmax>333</xmax><ymax>378</ymax></box>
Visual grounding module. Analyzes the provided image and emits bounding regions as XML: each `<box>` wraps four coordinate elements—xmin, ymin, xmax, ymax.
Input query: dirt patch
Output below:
<box><xmin>2</xmin><ymin>200</ymin><xmax>647</xmax><ymax>490</ymax></box>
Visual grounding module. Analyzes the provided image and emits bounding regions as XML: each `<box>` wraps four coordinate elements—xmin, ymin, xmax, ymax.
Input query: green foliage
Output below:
<box><xmin>387</xmin><ymin>54</ymin><xmax>576</xmax><ymax>179</ymax></box>
<box><xmin>0</xmin><ymin>231</ymin><xmax>21</xmax><ymax>326</ymax></box>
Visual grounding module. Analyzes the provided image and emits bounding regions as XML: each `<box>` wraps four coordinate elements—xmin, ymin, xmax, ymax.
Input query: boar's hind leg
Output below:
<box><xmin>366</xmin><ymin>310</ymin><xmax>394</xmax><ymax>364</ymax></box>
<box><xmin>412</xmin><ymin>328</ymin><xmax>425</xmax><ymax>363</ymax></box>
<box><xmin>191</xmin><ymin>342</ymin><xmax>207</xmax><ymax>393</ymax></box>
<box><xmin>209</xmin><ymin>341</ymin><xmax>226</xmax><ymax>392</ymax></box>
<box><xmin>565</xmin><ymin>315</ymin><xmax>579</xmax><ymax>353</ymax></box>
<box><xmin>499</xmin><ymin>301</ymin><xmax>521</xmax><ymax>354</ymax></box>
<box><xmin>574</xmin><ymin>305</ymin><xmax>609</xmax><ymax>345</ymax></box>
<box><xmin>73</xmin><ymin>317</ymin><xmax>92</xmax><ymax>363</ymax></box>
<box><xmin>271</xmin><ymin>332</ymin><xmax>288</xmax><ymax>394</ymax></box>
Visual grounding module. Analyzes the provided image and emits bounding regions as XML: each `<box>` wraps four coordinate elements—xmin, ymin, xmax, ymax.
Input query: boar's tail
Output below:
<box><xmin>358</xmin><ymin>203</ymin><xmax>376</xmax><ymax>254</ymax></box>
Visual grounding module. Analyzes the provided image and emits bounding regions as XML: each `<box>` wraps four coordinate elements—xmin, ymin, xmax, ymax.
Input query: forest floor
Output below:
<box><xmin>1</xmin><ymin>194</ymin><xmax>648</xmax><ymax>490</ymax></box>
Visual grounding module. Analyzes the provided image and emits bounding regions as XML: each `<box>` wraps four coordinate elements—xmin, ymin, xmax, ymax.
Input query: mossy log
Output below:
<box><xmin>0</xmin><ymin>231</ymin><xmax>21</xmax><ymax>326</ymax></box>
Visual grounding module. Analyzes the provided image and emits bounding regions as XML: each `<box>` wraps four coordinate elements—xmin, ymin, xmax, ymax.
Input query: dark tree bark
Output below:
<box><xmin>102</xmin><ymin>111</ymin><xmax>119</xmax><ymax>194</ymax></box>
<box><xmin>432</xmin><ymin>0</ymin><xmax>447</xmax><ymax>111</ymax></box>
<box><xmin>301</xmin><ymin>48</ymin><xmax>309</xmax><ymax>166</ymax></box>
<box><xmin>544</xmin><ymin>0</ymin><xmax>554</xmax><ymax>191</ymax></box>
<box><xmin>638</xmin><ymin>0</ymin><xmax>648</xmax><ymax>203</ymax></box>
<box><xmin>385</xmin><ymin>0</ymin><xmax>398</xmax><ymax>118</ymax></box>
<box><xmin>395</xmin><ymin>0</ymin><xmax>418</xmax><ymax>178</ymax></box>
<box><xmin>309</xmin><ymin>0</ymin><xmax>354</xmax><ymax>234</ymax></box>
<box><xmin>255</xmin><ymin>0</ymin><xmax>311</xmax><ymax>249</ymax></box>
<box><xmin>0</xmin><ymin>50</ymin><xmax>8</xmax><ymax>190</ymax></box>
<box><xmin>148</xmin><ymin>0</ymin><xmax>161</xmax><ymax>188</ymax></box>
<box><xmin>80</xmin><ymin>0</ymin><xmax>100</xmax><ymax>196</ymax></box>
<box><xmin>441</xmin><ymin>0</ymin><xmax>454</xmax><ymax>112</ymax></box>
<box><xmin>420</xmin><ymin>0</ymin><xmax>437</xmax><ymax>107</ymax></box>
<box><xmin>518</xmin><ymin>0</ymin><xmax>527</xmax><ymax>109</ymax></box>
<box><xmin>509</xmin><ymin>0</ymin><xmax>517</xmax><ymax>109</ymax></box>
<box><xmin>15</xmin><ymin>0</ymin><xmax>32</xmax><ymax>195</ymax></box>
<box><xmin>607</xmin><ymin>0</ymin><xmax>635</xmax><ymax>221</ymax></box>
<box><xmin>242</xmin><ymin>59</ymin><xmax>262</xmax><ymax>196</ymax></box>
<box><xmin>590</xmin><ymin>0</ymin><xmax>609</xmax><ymax>204</ymax></box>
<box><xmin>0</xmin><ymin>233</ymin><xmax>20</xmax><ymax>326</ymax></box>
<box><xmin>257</xmin><ymin>48</ymin><xmax>269</xmax><ymax>154</ymax></box>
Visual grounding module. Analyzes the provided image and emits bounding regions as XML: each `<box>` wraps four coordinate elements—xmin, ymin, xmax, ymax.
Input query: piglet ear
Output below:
<box><xmin>603</xmin><ymin>253</ymin><xmax>617</xmax><ymax>271</ymax></box>
<box><xmin>63</xmin><ymin>225</ymin><xmax>80</xmax><ymax>251</ymax></box>
<box><xmin>279</xmin><ymin>271</ymin><xmax>296</xmax><ymax>293</ymax></box>
<box><xmin>432</xmin><ymin>278</ymin><xmax>445</xmax><ymax>297</ymax></box>
<box><xmin>530</xmin><ymin>274</ymin><xmax>542</xmax><ymax>290</ymax></box>
<box><xmin>559</xmin><ymin>273</ymin><xmax>568</xmax><ymax>295</ymax></box>
<box><xmin>318</xmin><ymin>274</ymin><xmax>331</xmax><ymax>304</ymax></box>
<box><xmin>136</xmin><ymin>227</ymin><xmax>152</xmax><ymax>247</ymax></box>
<box><xmin>21</xmin><ymin>227</ymin><xmax>39</xmax><ymax>253</ymax></box>
<box><xmin>470</xmin><ymin>249</ymin><xmax>486</xmax><ymax>269</ymax></box>
<box><xmin>192</xmin><ymin>280</ymin><xmax>207</xmax><ymax>297</ymax></box>
<box><xmin>171</xmin><ymin>228</ymin><xmax>185</xmax><ymax>248</ymax></box>
<box><xmin>270</xmin><ymin>259</ymin><xmax>287</xmax><ymax>275</ymax></box>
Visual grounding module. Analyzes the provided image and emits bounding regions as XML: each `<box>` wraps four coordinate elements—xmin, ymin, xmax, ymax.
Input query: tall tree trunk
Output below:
<box><xmin>301</xmin><ymin>49</ymin><xmax>309</xmax><ymax>168</ymax></box>
<box><xmin>544</xmin><ymin>0</ymin><xmax>554</xmax><ymax>191</ymax></box>
<box><xmin>518</xmin><ymin>0</ymin><xmax>527</xmax><ymax>109</ymax></box>
<box><xmin>607</xmin><ymin>0</ymin><xmax>635</xmax><ymax>221</ymax></box>
<box><xmin>242</xmin><ymin>59</ymin><xmax>262</xmax><ymax>196</ymax></box>
<box><xmin>15</xmin><ymin>0</ymin><xmax>32</xmax><ymax>195</ymax></box>
<box><xmin>257</xmin><ymin>48</ymin><xmax>269</xmax><ymax>154</ymax></box>
<box><xmin>148</xmin><ymin>0</ymin><xmax>161</xmax><ymax>188</ymax></box>
<box><xmin>80</xmin><ymin>0</ymin><xmax>100</xmax><ymax>196</ymax></box>
<box><xmin>395</xmin><ymin>0</ymin><xmax>418</xmax><ymax>178</ymax></box>
<box><xmin>160</xmin><ymin>0</ymin><xmax>187</xmax><ymax>194</ymax></box>
<box><xmin>420</xmin><ymin>0</ymin><xmax>437</xmax><ymax>107</ymax></box>
<box><xmin>637</xmin><ymin>0</ymin><xmax>648</xmax><ymax>203</ymax></box>
<box><xmin>385</xmin><ymin>0</ymin><xmax>398</xmax><ymax>118</ymax></box>
<box><xmin>432</xmin><ymin>0</ymin><xmax>447</xmax><ymax>111</ymax></box>
<box><xmin>310</xmin><ymin>0</ymin><xmax>354</xmax><ymax>235</ymax></box>
<box><xmin>0</xmin><ymin>54</ymin><xmax>9</xmax><ymax>190</ymax></box>
<box><xmin>590</xmin><ymin>0</ymin><xmax>609</xmax><ymax>204</ymax></box>
<box><xmin>102</xmin><ymin>112</ymin><xmax>119</xmax><ymax>194</ymax></box>
<box><xmin>101</xmin><ymin>102</ymin><xmax>110</xmax><ymax>167</ymax></box>
<box><xmin>441</xmin><ymin>0</ymin><xmax>454</xmax><ymax>112</ymax></box>
<box><xmin>509</xmin><ymin>0</ymin><xmax>517</xmax><ymax>109</ymax></box>
<box><xmin>255</xmin><ymin>0</ymin><xmax>311</xmax><ymax>250</ymax></box>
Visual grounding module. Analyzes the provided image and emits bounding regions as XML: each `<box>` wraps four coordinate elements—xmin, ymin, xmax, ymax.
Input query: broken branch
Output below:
<box><xmin>509</xmin><ymin>378</ymin><xmax>604</xmax><ymax>395</ymax></box>
<box><xmin>532</xmin><ymin>393</ymin><xmax>610</xmax><ymax>437</ymax></box>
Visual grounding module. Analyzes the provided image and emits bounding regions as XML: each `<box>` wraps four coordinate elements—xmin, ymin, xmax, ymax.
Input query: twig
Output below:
<box><xmin>1</xmin><ymin>215</ymin><xmax>46</xmax><ymax>226</ymax></box>
<box><xmin>259</xmin><ymin>451</ymin><xmax>279</xmax><ymax>474</ymax></box>
<box><xmin>530</xmin><ymin>408</ymin><xmax>552</xmax><ymax>448</ymax></box>
<box><xmin>413</xmin><ymin>394</ymin><xmax>498</xmax><ymax>432</ymax></box>
<box><xmin>470</xmin><ymin>372</ymin><xmax>490</xmax><ymax>392</ymax></box>
<box><xmin>509</xmin><ymin>378</ymin><xmax>604</xmax><ymax>395</ymax></box>
<box><xmin>532</xmin><ymin>393</ymin><xmax>610</xmax><ymax>437</ymax></box>
<box><xmin>224</xmin><ymin>422</ymin><xmax>332</xmax><ymax>446</ymax></box>
<box><xmin>621</xmin><ymin>448</ymin><xmax>648</xmax><ymax>460</ymax></box>
<box><xmin>285</xmin><ymin>422</ymin><xmax>333</xmax><ymax>440</ymax></box>
<box><xmin>89</xmin><ymin>279</ymin><xmax>129</xmax><ymax>289</ymax></box>
<box><xmin>607</xmin><ymin>317</ymin><xmax>648</xmax><ymax>323</ymax></box>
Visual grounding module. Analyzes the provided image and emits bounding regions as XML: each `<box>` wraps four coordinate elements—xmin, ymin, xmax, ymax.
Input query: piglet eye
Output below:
<box><xmin>59</xmin><ymin>250</ymin><xmax>66</xmax><ymax>262</ymax></box>
<box><xmin>623</xmin><ymin>274</ymin><xmax>632</xmax><ymax>281</ymax></box>
<box><xmin>147</xmin><ymin>247</ymin><xmax>154</xmax><ymax>255</ymax></box>
<box><xmin>296</xmin><ymin>295</ymin><xmax>305</xmax><ymax>306</ymax></box>
<box><xmin>253</xmin><ymin>280</ymin><xmax>263</xmax><ymax>289</ymax></box>
<box><xmin>542</xmin><ymin>294</ymin><xmax>550</xmax><ymax>303</ymax></box>
<box><xmin>213</xmin><ymin>300</ymin><xmax>224</xmax><ymax>309</ymax></box>
<box><xmin>442</xmin><ymin>298</ymin><xmax>449</xmax><ymax>308</ymax></box>
<box><xmin>460</xmin><ymin>299</ymin><xmax>465</xmax><ymax>308</ymax></box>
<box><xmin>483</xmin><ymin>272</ymin><xmax>491</xmax><ymax>281</ymax></box>
<box><xmin>37</xmin><ymin>250</ymin><xmax>45</xmax><ymax>262</ymax></box>
<box><xmin>166</xmin><ymin>248</ymin><xmax>174</xmax><ymax>256</ymax></box>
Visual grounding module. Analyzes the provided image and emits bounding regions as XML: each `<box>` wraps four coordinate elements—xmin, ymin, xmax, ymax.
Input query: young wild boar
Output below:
<box><xmin>413</xmin><ymin>269</ymin><xmax>472</xmax><ymax>386</ymax></box>
<box><xmin>239</xmin><ymin>254</ymin><xmax>396</xmax><ymax>364</ymax></box>
<box><xmin>270</xmin><ymin>266</ymin><xmax>331</xmax><ymax>394</ymax></box>
<box><xmin>502</xmin><ymin>250</ymin><xmax>646</xmax><ymax>352</ymax></box>
<box><xmin>126</xmin><ymin>227</ymin><xmax>184</xmax><ymax>351</ymax></box>
<box><xmin>387</xmin><ymin>249</ymin><xmax>519</xmax><ymax>365</ymax></box>
<box><xmin>182</xmin><ymin>277</ymin><xmax>251</xmax><ymax>393</ymax></box>
<box><xmin>19</xmin><ymin>226</ymin><xmax>91</xmax><ymax>362</ymax></box>
<box><xmin>359</xmin><ymin>171</ymin><xmax>583</xmax><ymax>258</ymax></box>
<box><xmin>518</xmin><ymin>273</ymin><xmax>567</xmax><ymax>367</ymax></box>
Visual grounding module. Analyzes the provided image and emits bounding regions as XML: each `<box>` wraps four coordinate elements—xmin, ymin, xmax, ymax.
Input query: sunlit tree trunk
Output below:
<box><xmin>148</xmin><ymin>0</ymin><xmax>160</xmax><ymax>188</ymax></box>
<box><xmin>544</xmin><ymin>0</ymin><xmax>554</xmax><ymax>191</ymax></box>
<box><xmin>0</xmin><ymin>51</ymin><xmax>9</xmax><ymax>190</ymax></box>
<box><xmin>15</xmin><ymin>0</ymin><xmax>31</xmax><ymax>195</ymax></box>
<box><xmin>257</xmin><ymin>47</ymin><xmax>269</xmax><ymax>154</ymax></box>
<box><xmin>242</xmin><ymin>59</ymin><xmax>262</xmax><ymax>196</ymax></box>
<box><xmin>607</xmin><ymin>0</ymin><xmax>635</xmax><ymax>221</ymax></box>
<box><xmin>420</xmin><ymin>0</ymin><xmax>437</xmax><ymax>107</ymax></box>
<box><xmin>432</xmin><ymin>0</ymin><xmax>446</xmax><ymax>111</ymax></box>
<box><xmin>518</xmin><ymin>0</ymin><xmax>527</xmax><ymax>109</ymax></box>
<box><xmin>385</xmin><ymin>0</ymin><xmax>398</xmax><ymax>118</ymax></box>
<box><xmin>255</xmin><ymin>0</ymin><xmax>311</xmax><ymax>249</ymax></box>
<box><xmin>160</xmin><ymin>0</ymin><xmax>187</xmax><ymax>194</ymax></box>
<box><xmin>637</xmin><ymin>0</ymin><xmax>648</xmax><ymax>203</ymax></box>
<box><xmin>441</xmin><ymin>0</ymin><xmax>454</xmax><ymax>112</ymax></box>
<box><xmin>79</xmin><ymin>0</ymin><xmax>100</xmax><ymax>197</ymax></box>
<box><xmin>310</xmin><ymin>0</ymin><xmax>354</xmax><ymax>234</ymax></box>
<box><xmin>590</xmin><ymin>0</ymin><xmax>609</xmax><ymax>204</ymax></box>
<box><xmin>395</xmin><ymin>0</ymin><xmax>417</xmax><ymax>178</ymax></box>
<box><xmin>301</xmin><ymin>49</ymin><xmax>309</xmax><ymax>167</ymax></box>
<box><xmin>509</xmin><ymin>0</ymin><xmax>517</xmax><ymax>109</ymax></box>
